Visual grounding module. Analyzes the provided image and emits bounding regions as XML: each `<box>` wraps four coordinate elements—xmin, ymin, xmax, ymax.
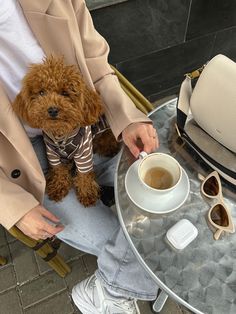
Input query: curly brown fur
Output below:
<box><xmin>13</xmin><ymin>56</ymin><xmax>103</xmax><ymax>138</ymax></box>
<box><xmin>73</xmin><ymin>172</ymin><xmax>100</xmax><ymax>207</ymax></box>
<box><xmin>46</xmin><ymin>164</ymin><xmax>72</xmax><ymax>202</ymax></box>
<box><xmin>93</xmin><ymin>129</ymin><xmax>121</xmax><ymax>157</ymax></box>
<box><xmin>12</xmin><ymin>55</ymin><xmax>118</xmax><ymax>205</ymax></box>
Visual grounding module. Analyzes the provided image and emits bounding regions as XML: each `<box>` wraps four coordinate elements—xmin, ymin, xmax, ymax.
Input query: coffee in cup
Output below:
<box><xmin>138</xmin><ymin>152</ymin><xmax>182</xmax><ymax>194</ymax></box>
<box><xmin>143</xmin><ymin>166</ymin><xmax>173</xmax><ymax>190</ymax></box>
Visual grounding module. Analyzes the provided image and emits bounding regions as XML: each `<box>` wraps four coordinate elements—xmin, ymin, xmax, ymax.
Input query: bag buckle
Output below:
<box><xmin>185</xmin><ymin>64</ymin><xmax>207</xmax><ymax>79</ymax></box>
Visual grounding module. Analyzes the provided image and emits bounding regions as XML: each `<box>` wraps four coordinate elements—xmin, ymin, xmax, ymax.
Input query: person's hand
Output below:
<box><xmin>16</xmin><ymin>205</ymin><xmax>64</xmax><ymax>240</ymax></box>
<box><xmin>122</xmin><ymin>122</ymin><xmax>159</xmax><ymax>158</ymax></box>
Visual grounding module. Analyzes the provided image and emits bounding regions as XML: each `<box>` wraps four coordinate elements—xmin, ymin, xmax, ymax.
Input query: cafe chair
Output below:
<box><xmin>110</xmin><ymin>65</ymin><xmax>154</xmax><ymax>114</ymax></box>
<box><xmin>7</xmin><ymin>226</ymin><xmax>71</xmax><ymax>278</ymax></box>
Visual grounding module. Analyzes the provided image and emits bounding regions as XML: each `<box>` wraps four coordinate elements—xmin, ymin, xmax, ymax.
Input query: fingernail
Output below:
<box><xmin>56</xmin><ymin>224</ymin><xmax>64</xmax><ymax>228</ymax></box>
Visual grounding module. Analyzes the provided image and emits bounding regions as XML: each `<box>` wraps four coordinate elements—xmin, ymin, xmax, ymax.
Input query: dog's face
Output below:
<box><xmin>13</xmin><ymin>56</ymin><xmax>103</xmax><ymax>137</ymax></box>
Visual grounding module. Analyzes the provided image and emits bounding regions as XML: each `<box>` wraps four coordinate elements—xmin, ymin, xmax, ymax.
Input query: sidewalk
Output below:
<box><xmin>0</xmin><ymin>224</ymin><xmax>191</xmax><ymax>314</ymax></box>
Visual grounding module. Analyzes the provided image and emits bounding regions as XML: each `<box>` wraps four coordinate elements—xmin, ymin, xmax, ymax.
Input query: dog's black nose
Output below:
<box><xmin>48</xmin><ymin>107</ymin><xmax>59</xmax><ymax>118</ymax></box>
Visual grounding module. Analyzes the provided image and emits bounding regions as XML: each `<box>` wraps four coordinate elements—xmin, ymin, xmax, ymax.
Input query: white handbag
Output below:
<box><xmin>177</xmin><ymin>54</ymin><xmax>236</xmax><ymax>186</ymax></box>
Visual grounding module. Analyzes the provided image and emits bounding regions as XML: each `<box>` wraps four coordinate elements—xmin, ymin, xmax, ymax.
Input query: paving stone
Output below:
<box><xmin>160</xmin><ymin>297</ymin><xmax>184</xmax><ymax>314</ymax></box>
<box><xmin>0</xmin><ymin>264</ymin><xmax>17</xmax><ymax>293</ymax></box>
<box><xmin>0</xmin><ymin>226</ymin><xmax>7</xmax><ymax>247</ymax></box>
<box><xmin>138</xmin><ymin>300</ymin><xmax>154</xmax><ymax>314</ymax></box>
<box><xmin>34</xmin><ymin>252</ymin><xmax>52</xmax><ymax>274</ymax></box>
<box><xmin>24</xmin><ymin>291</ymin><xmax>74</xmax><ymax>314</ymax></box>
<box><xmin>73</xmin><ymin>305</ymin><xmax>83</xmax><ymax>314</ymax></box>
<box><xmin>138</xmin><ymin>298</ymin><xmax>188</xmax><ymax>314</ymax></box>
<box><xmin>5</xmin><ymin>230</ymin><xmax>17</xmax><ymax>244</ymax></box>
<box><xmin>0</xmin><ymin>244</ymin><xmax>11</xmax><ymax>265</ymax></box>
<box><xmin>9</xmin><ymin>241</ymin><xmax>39</xmax><ymax>284</ymax></box>
<box><xmin>0</xmin><ymin>288</ymin><xmax>23</xmax><ymax>314</ymax></box>
<box><xmin>179</xmin><ymin>304</ymin><xmax>193</xmax><ymax>314</ymax></box>
<box><xmin>65</xmin><ymin>258</ymin><xmax>88</xmax><ymax>291</ymax></box>
<box><xmin>19</xmin><ymin>271</ymin><xmax>66</xmax><ymax>308</ymax></box>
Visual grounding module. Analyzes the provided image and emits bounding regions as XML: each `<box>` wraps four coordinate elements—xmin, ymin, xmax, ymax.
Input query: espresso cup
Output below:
<box><xmin>138</xmin><ymin>152</ymin><xmax>182</xmax><ymax>195</ymax></box>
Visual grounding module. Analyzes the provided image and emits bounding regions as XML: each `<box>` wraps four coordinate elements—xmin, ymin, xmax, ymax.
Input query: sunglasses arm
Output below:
<box><xmin>198</xmin><ymin>173</ymin><xmax>205</xmax><ymax>181</ymax></box>
<box><xmin>214</xmin><ymin>229</ymin><xmax>223</xmax><ymax>240</ymax></box>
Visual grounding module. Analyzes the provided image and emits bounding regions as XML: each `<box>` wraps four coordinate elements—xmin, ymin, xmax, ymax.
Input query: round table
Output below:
<box><xmin>115</xmin><ymin>98</ymin><xmax>236</xmax><ymax>314</ymax></box>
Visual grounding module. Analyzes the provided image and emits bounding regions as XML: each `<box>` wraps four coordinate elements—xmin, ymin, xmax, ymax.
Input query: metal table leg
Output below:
<box><xmin>152</xmin><ymin>290</ymin><xmax>169</xmax><ymax>313</ymax></box>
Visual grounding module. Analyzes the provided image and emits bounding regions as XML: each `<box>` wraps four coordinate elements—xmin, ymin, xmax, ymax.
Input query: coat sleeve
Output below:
<box><xmin>75</xmin><ymin>0</ymin><xmax>152</xmax><ymax>140</ymax></box>
<box><xmin>0</xmin><ymin>169</ymin><xmax>39</xmax><ymax>230</ymax></box>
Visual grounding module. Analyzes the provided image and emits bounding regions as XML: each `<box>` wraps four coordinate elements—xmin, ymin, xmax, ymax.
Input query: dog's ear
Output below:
<box><xmin>12</xmin><ymin>93</ymin><xmax>28</xmax><ymax>122</ymax></box>
<box><xmin>82</xmin><ymin>87</ymin><xmax>103</xmax><ymax>125</ymax></box>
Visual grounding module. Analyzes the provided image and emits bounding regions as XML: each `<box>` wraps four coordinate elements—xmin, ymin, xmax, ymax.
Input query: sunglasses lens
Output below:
<box><xmin>203</xmin><ymin>176</ymin><xmax>219</xmax><ymax>196</ymax></box>
<box><xmin>210</xmin><ymin>204</ymin><xmax>229</xmax><ymax>227</ymax></box>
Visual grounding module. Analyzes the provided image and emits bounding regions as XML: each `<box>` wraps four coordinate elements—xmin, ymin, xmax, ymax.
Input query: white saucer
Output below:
<box><xmin>125</xmin><ymin>160</ymin><xmax>190</xmax><ymax>214</ymax></box>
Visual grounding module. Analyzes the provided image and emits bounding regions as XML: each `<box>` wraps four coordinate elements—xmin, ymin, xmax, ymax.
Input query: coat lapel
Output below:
<box><xmin>18</xmin><ymin>0</ymin><xmax>78</xmax><ymax>65</ymax></box>
<box><xmin>18</xmin><ymin>0</ymin><xmax>52</xmax><ymax>13</ymax></box>
<box><xmin>18</xmin><ymin>0</ymin><xmax>94</xmax><ymax>87</ymax></box>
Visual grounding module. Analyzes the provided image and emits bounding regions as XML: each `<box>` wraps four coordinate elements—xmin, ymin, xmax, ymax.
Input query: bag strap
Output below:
<box><xmin>176</xmin><ymin>64</ymin><xmax>206</xmax><ymax>132</ymax></box>
<box><xmin>185</xmin><ymin>65</ymin><xmax>205</xmax><ymax>79</ymax></box>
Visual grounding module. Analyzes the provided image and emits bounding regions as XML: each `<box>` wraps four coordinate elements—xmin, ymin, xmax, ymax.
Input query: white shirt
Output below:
<box><xmin>0</xmin><ymin>0</ymin><xmax>45</xmax><ymax>137</ymax></box>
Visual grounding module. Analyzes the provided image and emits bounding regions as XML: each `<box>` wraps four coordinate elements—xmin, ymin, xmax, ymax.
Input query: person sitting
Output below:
<box><xmin>0</xmin><ymin>1</ymin><xmax>159</xmax><ymax>313</ymax></box>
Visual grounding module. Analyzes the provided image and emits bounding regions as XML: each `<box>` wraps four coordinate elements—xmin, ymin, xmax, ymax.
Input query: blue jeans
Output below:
<box><xmin>31</xmin><ymin>135</ymin><xmax>158</xmax><ymax>300</ymax></box>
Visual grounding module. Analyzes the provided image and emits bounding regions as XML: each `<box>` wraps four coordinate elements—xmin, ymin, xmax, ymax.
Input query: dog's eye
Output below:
<box><xmin>60</xmin><ymin>90</ymin><xmax>69</xmax><ymax>97</ymax></box>
<box><xmin>39</xmin><ymin>90</ymin><xmax>45</xmax><ymax>96</ymax></box>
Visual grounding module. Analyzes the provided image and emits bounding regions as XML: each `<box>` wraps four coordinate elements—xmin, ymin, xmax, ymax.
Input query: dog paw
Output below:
<box><xmin>73</xmin><ymin>172</ymin><xmax>100</xmax><ymax>207</ymax></box>
<box><xmin>77</xmin><ymin>181</ymin><xmax>100</xmax><ymax>207</ymax></box>
<box><xmin>78</xmin><ymin>191</ymin><xmax>99</xmax><ymax>207</ymax></box>
<box><xmin>46</xmin><ymin>182</ymin><xmax>70</xmax><ymax>202</ymax></box>
<box><xmin>46</xmin><ymin>166</ymin><xmax>71</xmax><ymax>201</ymax></box>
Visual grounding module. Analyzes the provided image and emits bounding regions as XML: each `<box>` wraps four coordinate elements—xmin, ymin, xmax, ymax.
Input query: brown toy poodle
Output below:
<box><xmin>13</xmin><ymin>56</ymin><xmax>120</xmax><ymax>206</ymax></box>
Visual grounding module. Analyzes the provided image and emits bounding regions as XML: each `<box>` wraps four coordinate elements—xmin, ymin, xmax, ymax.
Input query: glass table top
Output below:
<box><xmin>115</xmin><ymin>98</ymin><xmax>236</xmax><ymax>314</ymax></box>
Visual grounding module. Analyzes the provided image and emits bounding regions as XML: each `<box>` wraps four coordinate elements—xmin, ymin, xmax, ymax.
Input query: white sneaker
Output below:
<box><xmin>72</xmin><ymin>274</ymin><xmax>140</xmax><ymax>314</ymax></box>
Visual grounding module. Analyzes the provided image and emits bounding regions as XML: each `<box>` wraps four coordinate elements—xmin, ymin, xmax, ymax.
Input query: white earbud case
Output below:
<box><xmin>166</xmin><ymin>219</ymin><xmax>198</xmax><ymax>250</ymax></box>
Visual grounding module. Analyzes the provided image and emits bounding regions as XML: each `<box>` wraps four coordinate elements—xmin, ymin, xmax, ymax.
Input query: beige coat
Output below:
<box><xmin>0</xmin><ymin>0</ymin><xmax>150</xmax><ymax>229</ymax></box>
